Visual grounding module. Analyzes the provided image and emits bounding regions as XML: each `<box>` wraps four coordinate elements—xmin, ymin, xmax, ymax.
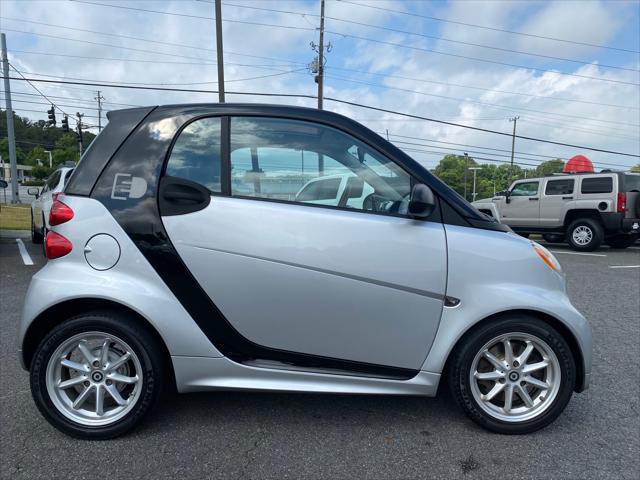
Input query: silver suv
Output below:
<box><xmin>20</xmin><ymin>104</ymin><xmax>591</xmax><ymax>438</ymax></box>
<box><xmin>473</xmin><ymin>172</ymin><xmax>640</xmax><ymax>251</ymax></box>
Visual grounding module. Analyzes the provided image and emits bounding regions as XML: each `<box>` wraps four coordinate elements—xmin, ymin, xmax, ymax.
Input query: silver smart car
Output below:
<box><xmin>20</xmin><ymin>104</ymin><xmax>592</xmax><ymax>439</ymax></box>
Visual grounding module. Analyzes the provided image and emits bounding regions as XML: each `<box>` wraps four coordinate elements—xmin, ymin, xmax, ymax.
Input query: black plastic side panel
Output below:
<box><xmin>65</xmin><ymin>107</ymin><xmax>156</xmax><ymax>196</ymax></box>
<box><xmin>92</xmin><ymin>106</ymin><xmax>419</xmax><ymax>380</ymax></box>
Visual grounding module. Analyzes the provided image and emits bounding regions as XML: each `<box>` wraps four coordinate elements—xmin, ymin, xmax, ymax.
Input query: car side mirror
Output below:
<box><xmin>27</xmin><ymin>187</ymin><xmax>40</xmax><ymax>198</ymax></box>
<box><xmin>408</xmin><ymin>183</ymin><xmax>436</xmax><ymax>218</ymax></box>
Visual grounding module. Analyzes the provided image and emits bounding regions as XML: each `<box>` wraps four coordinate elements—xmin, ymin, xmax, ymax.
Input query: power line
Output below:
<box><xmin>7</xmin><ymin>63</ymin><xmax>76</xmax><ymax>124</ymax></box>
<box><xmin>7</xmin><ymin>90</ymin><xmax>141</xmax><ymax>107</ymax></box>
<box><xmin>68</xmin><ymin>0</ymin><xmax>315</xmax><ymax>31</ymax></box>
<box><xmin>324</xmin><ymin>30</ymin><xmax>639</xmax><ymax>86</ymax></box>
<box><xmin>13</xmin><ymin>47</ymin><xmax>634</xmax><ymax>110</ymax></box>
<box><xmin>216</xmin><ymin>2</ymin><xmax>638</xmax><ymax>71</ymax></box>
<box><xmin>9</xmin><ymin>65</ymin><xmax>636</xmax><ymax>128</ymax></box>
<box><xmin>327</xmin><ymin>66</ymin><xmax>638</xmax><ymax>111</ymax></box>
<box><xmin>0</xmin><ymin>97</ymin><xmax>107</xmax><ymax>114</ymax></box>
<box><xmin>13</xmin><ymin>67</ymin><xmax>308</xmax><ymax>86</ymax></box>
<box><xmin>336</xmin><ymin>0</ymin><xmax>640</xmax><ymax>54</ymax></box>
<box><xmin>518</xmin><ymin>117</ymin><xmax>640</xmax><ymax>141</ymax></box>
<box><xmin>1</xmin><ymin>28</ymin><xmax>307</xmax><ymax>70</ymax></box>
<box><xmin>4</xmin><ymin>105</ymin><xmax>101</xmax><ymax>122</ymax></box>
<box><xmin>381</xmin><ymin>131</ymin><xmax>633</xmax><ymax>163</ymax></box>
<box><xmin>0</xmin><ymin>19</ymin><xmax>308</xmax><ymax>66</ymax></box>
<box><xmin>1</xmin><ymin>75</ymin><xmax>638</xmax><ymax>158</ymax></box>
<box><xmin>387</xmin><ymin>138</ymin><xmax>631</xmax><ymax>169</ymax></box>
<box><xmin>326</xmin><ymin>73</ymin><xmax>640</xmax><ymax>128</ymax></box>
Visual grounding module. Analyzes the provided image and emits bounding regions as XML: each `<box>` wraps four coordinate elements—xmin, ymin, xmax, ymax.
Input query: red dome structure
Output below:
<box><xmin>563</xmin><ymin>155</ymin><xmax>594</xmax><ymax>173</ymax></box>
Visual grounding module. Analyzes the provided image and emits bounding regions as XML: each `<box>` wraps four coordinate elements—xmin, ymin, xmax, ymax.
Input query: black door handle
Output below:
<box><xmin>159</xmin><ymin>176</ymin><xmax>211</xmax><ymax>216</ymax></box>
<box><xmin>562</xmin><ymin>196</ymin><xmax>574</xmax><ymax>200</ymax></box>
<box><xmin>529</xmin><ymin>197</ymin><xmax>539</xmax><ymax>201</ymax></box>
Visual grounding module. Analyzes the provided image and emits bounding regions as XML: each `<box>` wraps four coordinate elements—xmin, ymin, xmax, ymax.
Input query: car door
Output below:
<box><xmin>540</xmin><ymin>178</ymin><xmax>575</xmax><ymax>227</ymax></box>
<box><xmin>160</xmin><ymin>116</ymin><xmax>448</xmax><ymax>371</ymax></box>
<box><xmin>500</xmin><ymin>180</ymin><xmax>541</xmax><ymax>227</ymax></box>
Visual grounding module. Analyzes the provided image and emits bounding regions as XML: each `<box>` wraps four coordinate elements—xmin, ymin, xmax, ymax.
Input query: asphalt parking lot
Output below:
<box><xmin>1</xmin><ymin>237</ymin><xmax>638</xmax><ymax>479</ymax></box>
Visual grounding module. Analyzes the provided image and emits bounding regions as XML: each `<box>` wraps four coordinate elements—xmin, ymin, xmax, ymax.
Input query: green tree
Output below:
<box><xmin>534</xmin><ymin>159</ymin><xmax>565</xmax><ymax>177</ymax></box>
<box><xmin>631</xmin><ymin>164</ymin><xmax>640</xmax><ymax>173</ymax></box>
<box><xmin>434</xmin><ymin>154</ymin><xmax>477</xmax><ymax>199</ymax></box>
<box><xmin>31</xmin><ymin>164</ymin><xmax>53</xmax><ymax>180</ymax></box>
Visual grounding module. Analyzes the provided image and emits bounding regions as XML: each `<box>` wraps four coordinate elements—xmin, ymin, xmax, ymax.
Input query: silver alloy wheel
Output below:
<box><xmin>469</xmin><ymin>332</ymin><xmax>561</xmax><ymax>423</ymax></box>
<box><xmin>45</xmin><ymin>331</ymin><xmax>143</xmax><ymax>426</ymax></box>
<box><xmin>572</xmin><ymin>225</ymin><xmax>593</xmax><ymax>246</ymax></box>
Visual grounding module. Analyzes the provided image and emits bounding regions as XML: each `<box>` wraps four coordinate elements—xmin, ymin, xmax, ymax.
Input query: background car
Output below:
<box><xmin>28</xmin><ymin>163</ymin><xmax>75</xmax><ymax>244</ymax></box>
<box><xmin>473</xmin><ymin>171</ymin><xmax>640</xmax><ymax>251</ymax></box>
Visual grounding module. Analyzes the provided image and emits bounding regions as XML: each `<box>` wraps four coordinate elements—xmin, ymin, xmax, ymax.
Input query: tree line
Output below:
<box><xmin>0</xmin><ymin>110</ymin><xmax>96</xmax><ymax>181</ymax></box>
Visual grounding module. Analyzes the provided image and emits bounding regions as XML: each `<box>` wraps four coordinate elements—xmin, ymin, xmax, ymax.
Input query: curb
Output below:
<box><xmin>0</xmin><ymin>229</ymin><xmax>31</xmax><ymax>238</ymax></box>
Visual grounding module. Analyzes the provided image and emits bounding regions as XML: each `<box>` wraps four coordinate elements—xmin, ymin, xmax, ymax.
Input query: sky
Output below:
<box><xmin>1</xmin><ymin>0</ymin><xmax>639</xmax><ymax>171</ymax></box>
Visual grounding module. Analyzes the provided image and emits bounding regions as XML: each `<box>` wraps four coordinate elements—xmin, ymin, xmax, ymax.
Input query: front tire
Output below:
<box><xmin>567</xmin><ymin>218</ymin><xmax>604</xmax><ymax>251</ymax></box>
<box><xmin>448</xmin><ymin>315</ymin><xmax>576</xmax><ymax>434</ymax></box>
<box><xmin>30</xmin><ymin>311</ymin><xmax>165</xmax><ymax>439</ymax></box>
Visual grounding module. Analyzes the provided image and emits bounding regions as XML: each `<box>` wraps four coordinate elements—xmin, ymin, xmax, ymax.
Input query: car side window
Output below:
<box><xmin>581</xmin><ymin>177</ymin><xmax>613</xmax><ymax>194</ymax></box>
<box><xmin>165</xmin><ymin>117</ymin><xmax>222</xmax><ymax>192</ymax></box>
<box><xmin>296</xmin><ymin>177</ymin><xmax>342</xmax><ymax>202</ymax></box>
<box><xmin>510</xmin><ymin>181</ymin><xmax>539</xmax><ymax>197</ymax></box>
<box><xmin>229</xmin><ymin>117</ymin><xmax>412</xmax><ymax>215</ymax></box>
<box><xmin>545</xmin><ymin>179</ymin><xmax>574</xmax><ymax>195</ymax></box>
<box><xmin>45</xmin><ymin>171</ymin><xmax>61</xmax><ymax>192</ymax></box>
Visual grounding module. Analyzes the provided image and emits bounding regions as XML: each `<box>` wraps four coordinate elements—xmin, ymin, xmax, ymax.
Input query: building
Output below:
<box><xmin>0</xmin><ymin>163</ymin><xmax>33</xmax><ymax>182</ymax></box>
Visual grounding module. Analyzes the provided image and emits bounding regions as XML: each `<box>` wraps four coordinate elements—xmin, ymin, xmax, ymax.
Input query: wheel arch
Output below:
<box><xmin>442</xmin><ymin>308</ymin><xmax>586</xmax><ymax>392</ymax></box>
<box><xmin>563</xmin><ymin>209</ymin><xmax>602</xmax><ymax>227</ymax></box>
<box><xmin>22</xmin><ymin>298</ymin><xmax>175</xmax><ymax>388</ymax></box>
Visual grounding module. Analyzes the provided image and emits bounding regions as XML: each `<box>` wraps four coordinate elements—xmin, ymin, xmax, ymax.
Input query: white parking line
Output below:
<box><xmin>549</xmin><ymin>250</ymin><xmax>607</xmax><ymax>257</ymax></box>
<box><xmin>609</xmin><ymin>265</ymin><xmax>640</xmax><ymax>269</ymax></box>
<box><xmin>15</xmin><ymin>238</ymin><xmax>34</xmax><ymax>265</ymax></box>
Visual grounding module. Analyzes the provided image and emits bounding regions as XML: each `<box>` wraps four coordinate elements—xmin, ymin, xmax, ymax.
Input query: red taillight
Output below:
<box><xmin>617</xmin><ymin>192</ymin><xmax>626</xmax><ymax>213</ymax></box>
<box><xmin>45</xmin><ymin>231</ymin><xmax>73</xmax><ymax>259</ymax></box>
<box><xmin>49</xmin><ymin>199</ymin><xmax>74</xmax><ymax>226</ymax></box>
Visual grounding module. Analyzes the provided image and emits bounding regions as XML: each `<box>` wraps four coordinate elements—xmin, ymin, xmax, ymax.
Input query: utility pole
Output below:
<box><xmin>509</xmin><ymin>116</ymin><xmax>519</xmax><ymax>185</ymax></box>
<box><xmin>469</xmin><ymin>167</ymin><xmax>481</xmax><ymax>201</ymax></box>
<box><xmin>1</xmin><ymin>33</ymin><xmax>20</xmax><ymax>203</ymax></box>
<box><xmin>95</xmin><ymin>91</ymin><xmax>105</xmax><ymax>131</ymax></box>
<box><xmin>317</xmin><ymin>0</ymin><xmax>326</xmax><ymax>109</ymax></box>
<box><xmin>76</xmin><ymin>112</ymin><xmax>84</xmax><ymax>156</ymax></box>
<box><xmin>214</xmin><ymin>0</ymin><xmax>225</xmax><ymax>103</ymax></box>
<box><xmin>463</xmin><ymin>152</ymin><xmax>469</xmax><ymax>200</ymax></box>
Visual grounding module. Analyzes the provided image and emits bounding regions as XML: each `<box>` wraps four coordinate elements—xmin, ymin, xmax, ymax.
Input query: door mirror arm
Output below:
<box><xmin>408</xmin><ymin>183</ymin><xmax>436</xmax><ymax>219</ymax></box>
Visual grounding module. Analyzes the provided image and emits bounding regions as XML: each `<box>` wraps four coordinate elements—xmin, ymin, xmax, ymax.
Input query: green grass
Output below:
<box><xmin>0</xmin><ymin>204</ymin><xmax>31</xmax><ymax>230</ymax></box>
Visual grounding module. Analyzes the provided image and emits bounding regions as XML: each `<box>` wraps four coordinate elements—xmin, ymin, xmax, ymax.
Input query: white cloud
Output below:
<box><xmin>1</xmin><ymin>0</ymin><xmax>638</xmax><ymax>171</ymax></box>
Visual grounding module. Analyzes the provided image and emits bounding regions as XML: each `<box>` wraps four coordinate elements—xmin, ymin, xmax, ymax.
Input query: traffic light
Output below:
<box><xmin>47</xmin><ymin>105</ymin><xmax>56</xmax><ymax>126</ymax></box>
<box><xmin>61</xmin><ymin>115</ymin><xmax>69</xmax><ymax>133</ymax></box>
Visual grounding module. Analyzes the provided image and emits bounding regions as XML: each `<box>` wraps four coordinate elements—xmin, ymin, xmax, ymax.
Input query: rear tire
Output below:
<box><xmin>567</xmin><ymin>218</ymin><xmax>604</xmax><ymax>251</ymax></box>
<box><xmin>30</xmin><ymin>311</ymin><xmax>166</xmax><ymax>439</ymax></box>
<box><xmin>542</xmin><ymin>233</ymin><xmax>565</xmax><ymax>244</ymax></box>
<box><xmin>31</xmin><ymin>211</ymin><xmax>43</xmax><ymax>244</ymax></box>
<box><xmin>448</xmin><ymin>314</ymin><xmax>576</xmax><ymax>434</ymax></box>
<box><xmin>606</xmin><ymin>234</ymin><xmax>639</xmax><ymax>249</ymax></box>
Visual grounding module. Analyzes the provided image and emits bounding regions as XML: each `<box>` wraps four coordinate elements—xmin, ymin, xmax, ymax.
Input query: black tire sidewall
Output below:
<box><xmin>30</xmin><ymin>312</ymin><xmax>165</xmax><ymax>439</ymax></box>
<box><xmin>449</xmin><ymin>315</ymin><xmax>576</xmax><ymax>434</ymax></box>
<box><xmin>567</xmin><ymin>218</ymin><xmax>604</xmax><ymax>251</ymax></box>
